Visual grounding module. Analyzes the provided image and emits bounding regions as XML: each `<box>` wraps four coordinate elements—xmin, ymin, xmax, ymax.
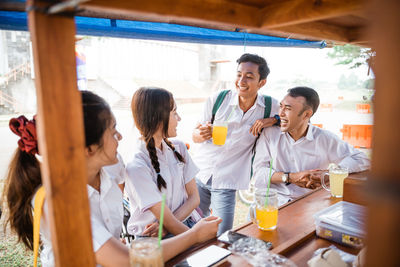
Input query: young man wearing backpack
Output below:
<box><xmin>192</xmin><ymin>53</ymin><xmax>280</xmax><ymax>235</ymax></box>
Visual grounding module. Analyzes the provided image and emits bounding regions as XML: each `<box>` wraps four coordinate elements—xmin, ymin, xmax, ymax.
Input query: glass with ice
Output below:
<box><xmin>130</xmin><ymin>237</ymin><xmax>163</xmax><ymax>267</ymax></box>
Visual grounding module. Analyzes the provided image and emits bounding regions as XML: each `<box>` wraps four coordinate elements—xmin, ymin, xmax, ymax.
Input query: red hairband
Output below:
<box><xmin>9</xmin><ymin>115</ymin><xmax>38</xmax><ymax>155</ymax></box>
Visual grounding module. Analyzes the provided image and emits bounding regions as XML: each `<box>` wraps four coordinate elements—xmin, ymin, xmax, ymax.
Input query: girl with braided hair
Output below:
<box><xmin>126</xmin><ymin>87</ymin><xmax>209</xmax><ymax>238</ymax></box>
<box><xmin>2</xmin><ymin>90</ymin><xmax>221</xmax><ymax>266</ymax></box>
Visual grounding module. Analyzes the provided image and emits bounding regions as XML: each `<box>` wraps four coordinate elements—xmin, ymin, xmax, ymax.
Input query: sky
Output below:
<box><xmin>218</xmin><ymin>46</ymin><xmax>371</xmax><ymax>84</ymax></box>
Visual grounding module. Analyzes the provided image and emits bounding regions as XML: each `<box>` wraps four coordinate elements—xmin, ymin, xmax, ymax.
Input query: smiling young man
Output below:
<box><xmin>253</xmin><ymin>87</ymin><xmax>370</xmax><ymax>206</ymax></box>
<box><xmin>192</xmin><ymin>53</ymin><xmax>280</xmax><ymax>235</ymax></box>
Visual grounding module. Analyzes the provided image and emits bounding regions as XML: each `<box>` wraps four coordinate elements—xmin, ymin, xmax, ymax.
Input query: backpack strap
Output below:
<box><xmin>263</xmin><ymin>95</ymin><xmax>272</xmax><ymax>119</ymax></box>
<box><xmin>250</xmin><ymin>95</ymin><xmax>273</xmax><ymax>178</ymax></box>
<box><xmin>211</xmin><ymin>90</ymin><xmax>230</xmax><ymax>124</ymax></box>
<box><xmin>33</xmin><ymin>186</ymin><xmax>46</xmax><ymax>267</ymax></box>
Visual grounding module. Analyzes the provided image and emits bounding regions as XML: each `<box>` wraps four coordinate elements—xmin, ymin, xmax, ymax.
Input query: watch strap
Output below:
<box><xmin>284</xmin><ymin>172</ymin><xmax>291</xmax><ymax>185</ymax></box>
<box><xmin>273</xmin><ymin>115</ymin><xmax>281</xmax><ymax>126</ymax></box>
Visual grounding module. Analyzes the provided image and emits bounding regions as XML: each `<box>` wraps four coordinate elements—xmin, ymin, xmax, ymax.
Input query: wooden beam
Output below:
<box><xmin>343</xmin><ymin>176</ymin><xmax>368</xmax><ymax>206</ymax></box>
<box><xmin>352</xmin><ymin>9</ymin><xmax>369</xmax><ymax>20</ymax></box>
<box><xmin>27</xmin><ymin>0</ymin><xmax>95</xmax><ymax>266</ymax></box>
<box><xmin>0</xmin><ymin>0</ymin><xmax>25</xmax><ymax>11</ymax></box>
<box><xmin>367</xmin><ymin>0</ymin><xmax>400</xmax><ymax>265</ymax></box>
<box><xmin>273</xmin><ymin>21</ymin><xmax>351</xmax><ymax>43</ymax></box>
<box><xmin>260</xmin><ymin>0</ymin><xmax>364</xmax><ymax>29</ymax></box>
<box><xmin>81</xmin><ymin>0</ymin><xmax>260</xmax><ymax>30</ymax></box>
<box><xmin>347</xmin><ymin>26</ymin><xmax>369</xmax><ymax>45</ymax></box>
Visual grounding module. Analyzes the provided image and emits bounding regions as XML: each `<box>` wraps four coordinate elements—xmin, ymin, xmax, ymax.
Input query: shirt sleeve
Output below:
<box><xmin>90</xmin><ymin>216</ymin><xmax>113</xmax><ymax>252</ymax></box>
<box><xmin>253</xmin><ymin>128</ymin><xmax>276</xmax><ymax>188</ymax></box>
<box><xmin>125</xmin><ymin>160</ymin><xmax>162</xmax><ymax>213</ymax></box>
<box><xmin>326</xmin><ymin>132</ymin><xmax>371</xmax><ymax>173</ymax></box>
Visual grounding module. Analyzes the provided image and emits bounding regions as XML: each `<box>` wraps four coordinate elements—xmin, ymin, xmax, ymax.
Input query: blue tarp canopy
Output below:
<box><xmin>0</xmin><ymin>11</ymin><xmax>326</xmax><ymax>48</ymax></box>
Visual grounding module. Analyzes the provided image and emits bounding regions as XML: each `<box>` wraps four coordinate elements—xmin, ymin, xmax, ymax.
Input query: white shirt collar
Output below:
<box><xmin>228</xmin><ymin>90</ymin><xmax>238</xmax><ymax>106</ymax></box>
<box><xmin>87</xmin><ymin>169</ymin><xmax>112</xmax><ymax>197</ymax></box>
<box><xmin>160</xmin><ymin>139</ymin><xmax>173</xmax><ymax>152</ymax></box>
<box><xmin>305</xmin><ymin>124</ymin><xmax>314</xmax><ymax>141</ymax></box>
<box><xmin>280</xmin><ymin>123</ymin><xmax>314</xmax><ymax>141</ymax></box>
<box><xmin>256</xmin><ymin>93</ymin><xmax>266</xmax><ymax>108</ymax></box>
<box><xmin>138</xmin><ymin>138</ymin><xmax>173</xmax><ymax>155</ymax></box>
<box><xmin>228</xmin><ymin>91</ymin><xmax>265</xmax><ymax>109</ymax></box>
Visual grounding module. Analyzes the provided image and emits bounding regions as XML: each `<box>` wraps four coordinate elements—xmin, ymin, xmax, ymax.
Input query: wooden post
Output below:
<box><xmin>367</xmin><ymin>0</ymin><xmax>400</xmax><ymax>266</ymax></box>
<box><xmin>27</xmin><ymin>0</ymin><xmax>95</xmax><ymax>266</ymax></box>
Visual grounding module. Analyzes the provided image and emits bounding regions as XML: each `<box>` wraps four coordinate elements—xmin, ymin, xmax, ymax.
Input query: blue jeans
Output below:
<box><xmin>196</xmin><ymin>178</ymin><xmax>236</xmax><ymax>236</ymax></box>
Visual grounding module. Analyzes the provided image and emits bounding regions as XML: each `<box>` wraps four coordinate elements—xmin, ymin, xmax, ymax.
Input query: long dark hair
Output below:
<box><xmin>2</xmin><ymin>149</ymin><xmax>41</xmax><ymax>250</ymax></box>
<box><xmin>81</xmin><ymin>90</ymin><xmax>113</xmax><ymax>148</ymax></box>
<box><xmin>131</xmin><ymin>87</ymin><xmax>185</xmax><ymax>191</ymax></box>
<box><xmin>1</xmin><ymin>90</ymin><xmax>112</xmax><ymax>250</ymax></box>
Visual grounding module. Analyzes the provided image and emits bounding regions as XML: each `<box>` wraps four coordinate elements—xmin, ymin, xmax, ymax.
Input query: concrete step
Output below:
<box><xmin>112</xmin><ymin>96</ymin><xmax>131</xmax><ymax>110</ymax></box>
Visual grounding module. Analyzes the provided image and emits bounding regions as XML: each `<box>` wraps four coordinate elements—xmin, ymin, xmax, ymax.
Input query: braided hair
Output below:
<box><xmin>131</xmin><ymin>87</ymin><xmax>185</xmax><ymax>191</ymax></box>
<box><xmin>164</xmin><ymin>138</ymin><xmax>185</xmax><ymax>163</ymax></box>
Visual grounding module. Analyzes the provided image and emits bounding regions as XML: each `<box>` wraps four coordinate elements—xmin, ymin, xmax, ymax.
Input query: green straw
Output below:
<box><xmin>264</xmin><ymin>158</ymin><xmax>273</xmax><ymax>207</ymax></box>
<box><xmin>158</xmin><ymin>193</ymin><xmax>166</xmax><ymax>247</ymax></box>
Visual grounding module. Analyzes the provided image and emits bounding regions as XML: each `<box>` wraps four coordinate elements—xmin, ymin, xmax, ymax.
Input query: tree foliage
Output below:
<box><xmin>338</xmin><ymin>73</ymin><xmax>360</xmax><ymax>90</ymax></box>
<box><xmin>328</xmin><ymin>44</ymin><xmax>375</xmax><ymax>70</ymax></box>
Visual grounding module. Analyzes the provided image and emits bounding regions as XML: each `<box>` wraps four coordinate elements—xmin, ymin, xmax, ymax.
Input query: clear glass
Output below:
<box><xmin>250</xmin><ymin>188</ymin><xmax>278</xmax><ymax>231</ymax></box>
<box><xmin>212</xmin><ymin>121</ymin><xmax>228</xmax><ymax>145</ymax></box>
<box><xmin>321</xmin><ymin>166</ymin><xmax>349</xmax><ymax>198</ymax></box>
<box><xmin>130</xmin><ymin>238</ymin><xmax>163</xmax><ymax>267</ymax></box>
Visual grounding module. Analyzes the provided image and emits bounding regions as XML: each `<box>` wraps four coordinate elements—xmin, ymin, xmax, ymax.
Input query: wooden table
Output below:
<box><xmin>166</xmin><ymin>173</ymin><xmax>367</xmax><ymax>267</ymax></box>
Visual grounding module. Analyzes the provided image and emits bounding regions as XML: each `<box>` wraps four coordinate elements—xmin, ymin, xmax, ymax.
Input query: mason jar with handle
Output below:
<box><xmin>249</xmin><ymin>188</ymin><xmax>278</xmax><ymax>231</ymax></box>
<box><xmin>320</xmin><ymin>166</ymin><xmax>349</xmax><ymax>198</ymax></box>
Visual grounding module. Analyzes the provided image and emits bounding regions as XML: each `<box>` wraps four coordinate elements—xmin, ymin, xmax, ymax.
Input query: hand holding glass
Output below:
<box><xmin>321</xmin><ymin>166</ymin><xmax>349</xmax><ymax>198</ymax></box>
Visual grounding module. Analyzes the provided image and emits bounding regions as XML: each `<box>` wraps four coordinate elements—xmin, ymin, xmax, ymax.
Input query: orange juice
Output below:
<box><xmin>256</xmin><ymin>207</ymin><xmax>278</xmax><ymax>231</ymax></box>
<box><xmin>212</xmin><ymin>125</ymin><xmax>228</xmax><ymax>145</ymax></box>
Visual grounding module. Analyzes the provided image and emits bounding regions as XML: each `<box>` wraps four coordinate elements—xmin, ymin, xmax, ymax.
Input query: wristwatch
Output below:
<box><xmin>273</xmin><ymin>115</ymin><xmax>281</xmax><ymax>126</ymax></box>
<box><xmin>281</xmin><ymin>172</ymin><xmax>291</xmax><ymax>185</ymax></box>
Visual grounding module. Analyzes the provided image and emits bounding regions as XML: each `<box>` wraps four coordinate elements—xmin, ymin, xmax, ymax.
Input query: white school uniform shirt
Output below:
<box><xmin>193</xmin><ymin>90</ymin><xmax>279</xmax><ymax>190</ymax></box>
<box><xmin>253</xmin><ymin>124</ymin><xmax>371</xmax><ymax>206</ymax></box>
<box><xmin>103</xmin><ymin>153</ymin><xmax>128</xmax><ymax>184</ymax></box>
<box><xmin>33</xmin><ymin>170</ymin><xmax>123</xmax><ymax>267</ymax></box>
<box><xmin>125</xmin><ymin>139</ymin><xmax>200</xmax><ymax>236</ymax></box>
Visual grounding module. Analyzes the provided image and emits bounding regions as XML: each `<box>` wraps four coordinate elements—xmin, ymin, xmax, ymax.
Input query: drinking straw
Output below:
<box><xmin>264</xmin><ymin>158</ymin><xmax>274</xmax><ymax>207</ymax></box>
<box><xmin>158</xmin><ymin>193</ymin><xmax>166</xmax><ymax>247</ymax></box>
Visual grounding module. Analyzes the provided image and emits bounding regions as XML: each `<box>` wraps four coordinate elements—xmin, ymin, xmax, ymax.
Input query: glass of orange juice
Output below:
<box><xmin>212</xmin><ymin>121</ymin><xmax>228</xmax><ymax>146</ymax></box>
<box><xmin>250</xmin><ymin>188</ymin><xmax>278</xmax><ymax>231</ymax></box>
<box><xmin>321</xmin><ymin>165</ymin><xmax>349</xmax><ymax>198</ymax></box>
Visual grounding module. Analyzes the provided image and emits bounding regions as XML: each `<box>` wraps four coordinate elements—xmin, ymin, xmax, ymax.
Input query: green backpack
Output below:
<box><xmin>211</xmin><ymin>90</ymin><xmax>272</xmax><ymax>178</ymax></box>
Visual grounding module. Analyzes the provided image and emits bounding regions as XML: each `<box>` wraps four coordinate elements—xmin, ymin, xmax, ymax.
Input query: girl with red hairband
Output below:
<box><xmin>2</xmin><ymin>91</ymin><xmax>221</xmax><ymax>267</ymax></box>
